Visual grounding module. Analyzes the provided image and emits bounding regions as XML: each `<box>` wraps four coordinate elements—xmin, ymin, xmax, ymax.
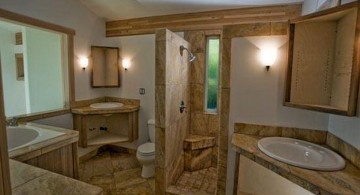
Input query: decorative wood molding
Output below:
<box><xmin>0</xmin><ymin>8</ymin><xmax>75</xmax><ymax>35</ymax></box>
<box><xmin>106</xmin><ymin>4</ymin><xmax>301</xmax><ymax>37</ymax></box>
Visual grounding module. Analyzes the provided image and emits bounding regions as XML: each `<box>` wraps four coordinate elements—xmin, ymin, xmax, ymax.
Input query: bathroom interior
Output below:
<box><xmin>0</xmin><ymin>0</ymin><xmax>359</xmax><ymax>195</ymax></box>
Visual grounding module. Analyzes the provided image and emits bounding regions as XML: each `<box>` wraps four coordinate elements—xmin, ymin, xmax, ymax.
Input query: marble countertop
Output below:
<box><xmin>10</xmin><ymin>159</ymin><xmax>102</xmax><ymax>195</ymax></box>
<box><xmin>71</xmin><ymin>104</ymin><xmax>140</xmax><ymax>115</ymax></box>
<box><xmin>232</xmin><ymin>133</ymin><xmax>360</xmax><ymax>195</ymax></box>
<box><xmin>9</xmin><ymin>123</ymin><xmax>79</xmax><ymax>159</ymax></box>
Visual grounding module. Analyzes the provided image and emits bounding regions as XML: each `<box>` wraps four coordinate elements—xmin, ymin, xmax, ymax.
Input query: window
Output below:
<box><xmin>205</xmin><ymin>36</ymin><xmax>220</xmax><ymax>113</ymax></box>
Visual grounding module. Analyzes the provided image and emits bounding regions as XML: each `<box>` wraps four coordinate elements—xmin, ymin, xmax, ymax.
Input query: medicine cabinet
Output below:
<box><xmin>91</xmin><ymin>46</ymin><xmax>120</xmax><ymax>88</ymax></box>
<box><xmin>285</xmin><ymin>2</ymin><xmax>360</xmax><ymax>116</ymax></box>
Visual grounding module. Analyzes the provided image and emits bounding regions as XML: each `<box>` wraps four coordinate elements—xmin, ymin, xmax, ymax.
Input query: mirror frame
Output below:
<box><xmin>0</xmin><ymin>8</ymin><xmax>76</xmax><ymax>122</ymax></box>
<box><xmin>284</xmin><ymin>2</ymin><xmax>360</xmax><ymax>116</ymax></box>
<box><xmin>91</xmin><ymin>46</ymin><xmax>120</xmax><ymax>88</ymax></box>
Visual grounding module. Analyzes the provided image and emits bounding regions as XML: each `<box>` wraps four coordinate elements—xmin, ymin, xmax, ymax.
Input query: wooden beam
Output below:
<box><xmin>106</xmin><ymin>4</ymin><xmax>301</xmax><ymax>37</ymax></box>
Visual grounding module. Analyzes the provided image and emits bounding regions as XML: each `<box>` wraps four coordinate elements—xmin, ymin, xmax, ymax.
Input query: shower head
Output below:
<box><xmin>180</xmin><ymin>45</ymin><xmax>196</xmax><ymax>62</ymax></box>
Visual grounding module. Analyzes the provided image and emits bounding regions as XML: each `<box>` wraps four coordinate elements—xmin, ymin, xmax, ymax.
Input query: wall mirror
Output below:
<box><xmin>91</xmin><ymin>46</ymin><xmax>120</xmax><ymax>88</ymax></box>
<box><xmin>0</xmin><ymin>18</ymin><xmax>74</xmax><ymax>118</ymax></box>
<box><xmin>285</xmin><ymin>2</ymin><xmax>359</xmax><ymax>116</ymax></box>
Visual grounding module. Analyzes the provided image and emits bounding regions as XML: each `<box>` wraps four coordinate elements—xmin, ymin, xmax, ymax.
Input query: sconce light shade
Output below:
<box><xmin>122</xmin><ymin>58</ymin><xmax>131</xmax><ymax>71</ymax></box>
<box><xmin>79</xmin><ymin>56</ymin><xmax>89</xmax><ymax>70</ymax></box>
<box><xmin>259</xmin><ymin>48</ymin><xmax>277</xmax><ymax>71</ymax></box>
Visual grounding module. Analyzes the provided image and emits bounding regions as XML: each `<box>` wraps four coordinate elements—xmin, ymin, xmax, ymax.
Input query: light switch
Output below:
<box><xmin>139</xmin><ymin>88</ymin><xmax>145</xmax><ymax>95</ymax></box>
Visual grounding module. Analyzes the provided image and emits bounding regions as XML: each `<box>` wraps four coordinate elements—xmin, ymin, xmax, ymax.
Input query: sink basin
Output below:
<box><xmin>90</xmin><ymin>102</ymin><xmax>124</xmax><ymax>109</ymax></box>
<box><xmin>257</xmin><ymin>137</ymin><xmax>345</xmax><ymax>171</ymax></box>
<box><xmin>7</xmin><ymin>126</ymin><xmax>39</xmax><ymax>150</ymax></box>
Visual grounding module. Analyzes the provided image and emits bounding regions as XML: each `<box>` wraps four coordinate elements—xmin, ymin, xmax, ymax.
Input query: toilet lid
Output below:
<box><xmin>137</xmin><ymin>143</ymin><xmax>155</xmax><ymax>155</ymax></box>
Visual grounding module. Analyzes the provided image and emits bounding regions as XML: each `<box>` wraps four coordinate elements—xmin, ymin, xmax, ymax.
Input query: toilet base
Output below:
<box><xmin>141</xmin><ymin>164</ymin><xmax>155</xmax><ymax>178</ymax></box>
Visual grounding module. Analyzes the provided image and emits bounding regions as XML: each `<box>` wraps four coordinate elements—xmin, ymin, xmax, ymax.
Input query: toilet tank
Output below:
<box><xmin>148</xmin><ymin>119</ymin><xmax>155</xmax><ymax>143</ymax></box>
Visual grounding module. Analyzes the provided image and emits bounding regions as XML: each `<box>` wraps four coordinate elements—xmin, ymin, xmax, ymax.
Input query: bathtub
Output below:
<box><xmin>7</xmin><ymin>125</ymin><xmax>64</xmax><ymax>151</ymax></box>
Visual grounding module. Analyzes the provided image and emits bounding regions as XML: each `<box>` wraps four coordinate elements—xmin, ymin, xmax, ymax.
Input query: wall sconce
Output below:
<box><xmin>122</xmin><ymin>58</ymin><xmax>131</xmax><ymax>71</ymax></box>
<box><xmin>259</xmin><ymin>47</ymin><xmax>277</xmax><ymax>71</ymax></box>
<box><xmin>79</xmin><ymin>56</ymin><xmax>89</xmax><ymax>70</ymax></box>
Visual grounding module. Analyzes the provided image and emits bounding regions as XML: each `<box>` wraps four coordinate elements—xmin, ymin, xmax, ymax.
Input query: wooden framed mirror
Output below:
<box><xmin>285</xmin><ymin>2</ymin><xmax>360</xmax><ymax>116</ymax></box>
<box><xmin>91</xmin><ymin>46</ymin><xmax>120</xmax><ymax>88</ymax></box>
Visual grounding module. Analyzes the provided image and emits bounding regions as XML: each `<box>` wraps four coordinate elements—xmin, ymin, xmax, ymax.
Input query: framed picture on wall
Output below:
<box><xmin>317</xmin><ymin>0</ymin><xmax>340</xmax><ymax>11</ymax></box>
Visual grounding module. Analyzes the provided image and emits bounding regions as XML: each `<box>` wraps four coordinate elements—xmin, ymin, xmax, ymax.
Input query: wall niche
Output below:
<box><xmin>285</xmin><ymin>2</ymin><xmax>360</xmax><ymax>116</ymax></box>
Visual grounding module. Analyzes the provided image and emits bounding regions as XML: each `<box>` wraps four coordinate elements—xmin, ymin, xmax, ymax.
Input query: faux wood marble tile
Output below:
<box><xmin>167</xmin><ymin>167</ymin><xmax>217</xmax><ymax>195</ymax></box>
<box><xmin>232</xmin><ymin>133</ymin><xmax>360</xmax><ymax>195</ymax></box>
<box><xmin>79</xmin><ymin>149</ymin><xmax>154</xmax><ymax>195</ymax></box>
<box><xmin>10</xmin><ymin>160</ymin><xmax>47</xmax><ymax>189</ymax></box>
<box><xmin>326</xmin><ymin>132</ymin><xmax>360</xmax><ymax>169</ymax></box>
<box><xmin>184</xmin><ymin>134</ymin><xmax>216</xmax><ymax>150</ymax></box>
<box><xmin>11</xmin><ymin>160</ymin><xmax>102</xmax><ymax>195</ymax></box>
<box><xmin>234</xmin><ymin>123</ymin><xmax>327</xmax><ymax>144</ymax></box>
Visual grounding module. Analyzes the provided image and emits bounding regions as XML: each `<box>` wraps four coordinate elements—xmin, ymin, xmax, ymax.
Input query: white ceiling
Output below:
<box><xmin>78</xmin><ymin>0</ymin><xmax>304</xmax><ymax>21</ymax></box>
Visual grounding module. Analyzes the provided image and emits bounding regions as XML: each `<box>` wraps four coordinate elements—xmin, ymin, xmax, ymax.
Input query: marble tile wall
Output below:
<box><xmin>184</xmin><ymin>31</ymin><xmax>221</xmax><ymax>168</ymax></box>
<box><xmin>155</xmin><ymin>29</ymin><xmax>191</xmax><ymax>194</ymax></box>
<box><xmin>217</xmin><ymin>22</ymin><xmax>289</xmax><ymax>194</ymax></box>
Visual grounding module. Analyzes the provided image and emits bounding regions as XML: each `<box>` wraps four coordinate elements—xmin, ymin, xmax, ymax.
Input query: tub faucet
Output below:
<box><xmin>7</xmin><ymin>117</ymin><xmax>18</xmax><ymax>126</ymax></box>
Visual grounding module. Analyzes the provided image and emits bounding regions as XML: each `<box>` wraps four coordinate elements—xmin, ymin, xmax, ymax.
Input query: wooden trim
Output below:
<box><xmin>290</xmin><ymin>1</ymin><xmax>359</xmax><ymax>23</ymax></box>
<box><xmin>348</xmin><ymin>3</ymin><xmax>360</xmax><ymax>116</ymax></box>
<box><xmin>68</xmin><ymin>35</ymin><xmax>76</xmax><ymax>106</ymax></box>
<box><xmin>72</xmin><ymin>142</ymin><xmax>79</xmax><ymax>179</ymax></box>
<box><xmin>0</xmin><ymin>51</ymin><xmax>11</xmax><ymax>195</ymax></box>
<box><xmin>0</xmin><ymin>8</ymin><xmax>75</xmax><ymax>35</ymax></box>
<box><xmin>284</xmin><ymin>23</ymin><xmax>295</xmax><ymax>103</ymax></box>
<box><xmin>106</xmin><ymin>4</ymin><xmax>301</xmax><ymax>37</ymax></box>
<box><xmin>15</xmin><ymin>109</ymin><xmax>70</xmax><ymax>124</ymax></box>
<box><xmin>284</xmin><ymin>102</ymin><xmax>348</xmax><ymax>115</ymax></box>
<box><xmin>233</xmin><ymin>153</ymin><xmax>240</xmax><ymax>195</ymax></box>
<box><xmin>90</xmin><ymin>46</ymin><xmax>121</xmax><ymax>88</ymax></box>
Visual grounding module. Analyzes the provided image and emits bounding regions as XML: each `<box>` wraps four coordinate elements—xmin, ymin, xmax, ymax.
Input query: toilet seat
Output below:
<box><xmin>137</xmin><ymin>142</ymin><xmax>155</xmax><ymax>156</ymax></box>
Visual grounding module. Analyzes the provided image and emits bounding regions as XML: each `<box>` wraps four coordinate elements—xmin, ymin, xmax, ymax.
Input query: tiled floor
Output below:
<box><xmin>167</xmin><ymin>167</ymin><xmax>217</xmax><ymax>195</ymax></box>
<box><xmin>79</xmin><ymin>149</ymin><xmax>217</xmax><ymax>195</ymax></box>
<box><xmin>79</xmin><ymin>148</ymin><xmax>154</xmax><ymax>195</ymax></box>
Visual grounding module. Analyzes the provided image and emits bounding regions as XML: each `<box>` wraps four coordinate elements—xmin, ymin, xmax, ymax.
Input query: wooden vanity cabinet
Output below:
<box><xmin>285</xmin><ymin>2</ymin><xmax>360</xmax><ymax>116</ymax></box>
<box><xmin>73</xmin><ymin>110</ymin><xmax>139</xmax><ymax>148</ymax></box>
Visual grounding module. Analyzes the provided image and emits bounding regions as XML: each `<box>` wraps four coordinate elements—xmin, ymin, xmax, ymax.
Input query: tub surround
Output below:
<box><xmin>232</xmin><ymin>123</ymin><xmax>360</xmax><ymax>195</ymax></box>
<box><xmin>326</xmin><ymin>132</ymin><xmax>360</xmax><ymax>169</ymax></box>
<box><xmin>9</xmin><ymin>123</ymin><xmax>79</xmax><ymax>178</ymax></box>
<box><xmin>10</xmin><ymin>159</ymin><xmax>102</xmax><ymax>195</ymax></box>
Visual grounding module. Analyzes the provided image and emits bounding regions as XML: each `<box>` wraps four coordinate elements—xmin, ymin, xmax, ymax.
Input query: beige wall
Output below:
<box><xmin>184</xmin><ymin>31</ymin><xmax>221</xmax><ymax>167</ymax></box>
<box><xmin>155</xmin><ymin>29</ymin><xmax>190</xmax><ymax>194</ymax></box>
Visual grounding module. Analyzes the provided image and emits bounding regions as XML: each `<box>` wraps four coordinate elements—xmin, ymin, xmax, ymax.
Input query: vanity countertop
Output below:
<box><xmin>10</xmin><ymin>159</ymin><xmax>102</xmax><ymax>195</ymax></box>
<box><xmin>9</xmin><ymin>123</ymin><xmax>79</xmax><ymax>159</ymax></box>
<box><xmin>71</xmin><ymin>104</ymin><xmax>140</xmax><ymax>115</ymax></box>
<box><xmin>232</xmin><ymin>133</ymin><xmax>360</xmax><ymax>195</ymax></box>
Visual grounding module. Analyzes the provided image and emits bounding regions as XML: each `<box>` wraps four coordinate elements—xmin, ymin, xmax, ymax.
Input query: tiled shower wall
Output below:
<box><xmin>155</xmin><ymin>29</ymin><xmax>191</xmax><ymax>194</ymax></box>
<box><xmin>184</xmin><ymin>31</ymin><xmax>221</xmax><ymax>167</ymax></box>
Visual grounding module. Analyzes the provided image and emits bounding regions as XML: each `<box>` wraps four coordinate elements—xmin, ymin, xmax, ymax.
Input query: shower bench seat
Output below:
<box><xmin>183</xmin><ymin>134</ymin><xmax>215</xmax><ymax>171</ymax></box>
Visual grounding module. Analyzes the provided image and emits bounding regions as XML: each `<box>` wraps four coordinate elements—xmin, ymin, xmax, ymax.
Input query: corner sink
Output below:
<box><xmin>90</xmin><ymin>102</ymin><xmax>124</xmax><ymax>109</ymax></box>
<box><xmin>257</xmin><ymin>137</ymin><xmax>345</xmax><ymax>171</ymax></box>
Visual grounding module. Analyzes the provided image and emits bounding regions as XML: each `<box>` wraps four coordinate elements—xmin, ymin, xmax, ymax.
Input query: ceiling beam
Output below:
<box><xmin>106</xmin><ymin>4</ymin><xmax>302</xmax><ymax>37</ymax></box>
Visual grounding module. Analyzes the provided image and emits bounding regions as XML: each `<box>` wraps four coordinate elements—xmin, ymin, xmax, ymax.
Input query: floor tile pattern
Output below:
<box><xmin>79</xmin><ymin>149</ymin><xmax>217</xmax><ymax>195</ymax></box>
<box><xmin>79</xmin><ymin>149</ymin><xmax>154</xmax><ymax>195</ymax></box>
<box><xmin>167</xmin><ymin>167</ymin><xmax>217</xmax><ymax>195</ymax></box>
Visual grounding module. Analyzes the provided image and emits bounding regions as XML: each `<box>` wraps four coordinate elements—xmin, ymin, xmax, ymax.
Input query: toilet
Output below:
<box><xmin>136</xmin><ymin>119</ymin><xmax>155</xmax><ymax>178</ymax></box>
